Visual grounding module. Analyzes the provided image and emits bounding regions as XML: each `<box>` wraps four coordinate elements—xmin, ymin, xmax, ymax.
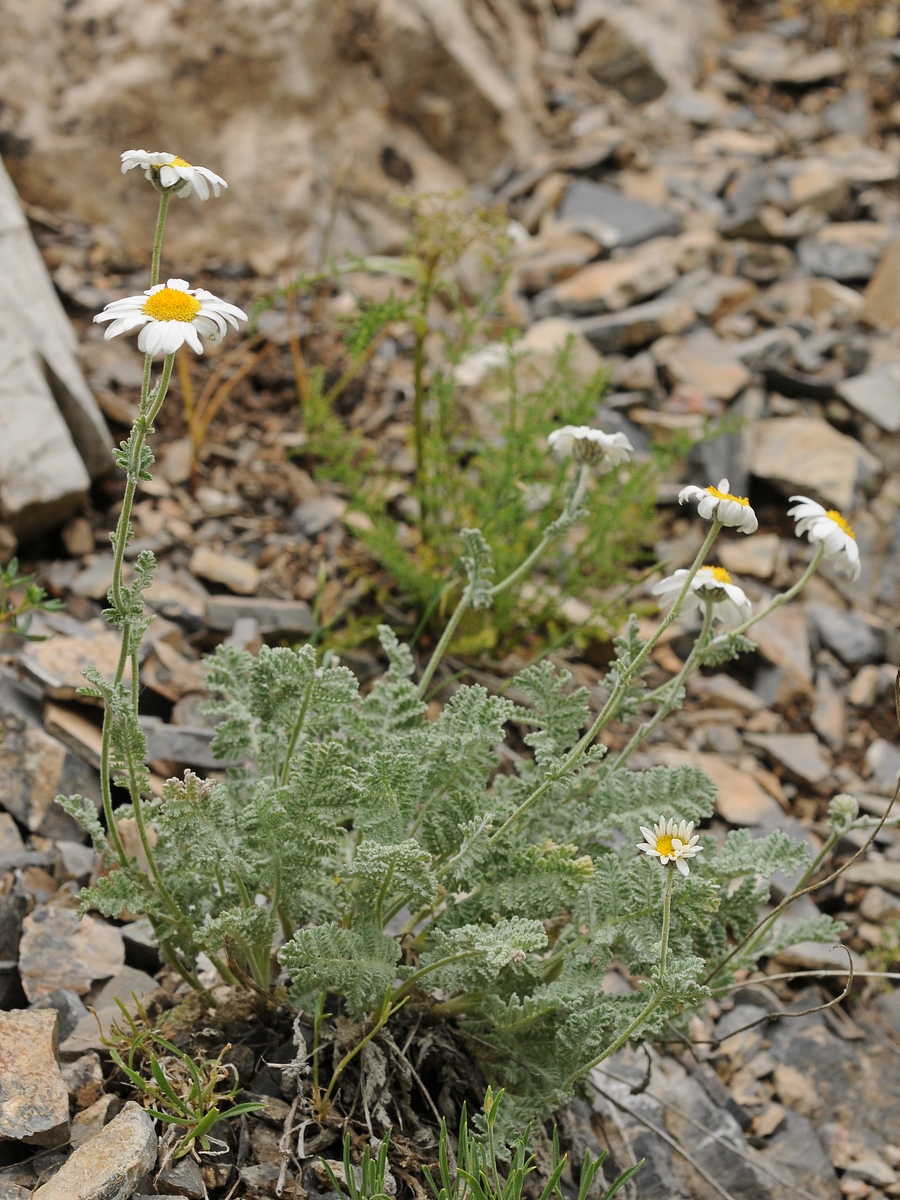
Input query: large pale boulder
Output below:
<box><xmin>0</xmin><ymin>0</ymin><xmax>545</xmax><ymax>272</ymax></box>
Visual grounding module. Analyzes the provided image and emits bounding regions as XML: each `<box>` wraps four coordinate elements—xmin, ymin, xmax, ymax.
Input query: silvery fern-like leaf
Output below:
<box><xmin>349</xmin><ymin>839</ymin><xmax>438</xmax><ymax>910</ymax></box>
<box><xmin>460</xmin><ymin>527</ymin><xmax>495</xmax><ymax>609</ymax></box>
<box><xmin>418</xmin><ymin>917</ymin><xmax>547</xmax><ymax>992</ymax></box>
<box><xmin>280</xmin><ymin>921</ymin><xmax>401</xmax><ymax>1018</ymax></box>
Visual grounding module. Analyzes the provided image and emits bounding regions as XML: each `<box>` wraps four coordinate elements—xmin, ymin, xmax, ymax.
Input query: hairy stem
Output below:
<box><xmin>150</xmin><ymin>192</ymin><xmax>171</xmax><ymax>288</ymax></box>
<box><xmin>611</xmin><ymin>598</ymin><xmax>715</xmax><ymax>771</ymax></box>
<box><xmin>486</xmin><ymin>520</ymin><xmax>722</xmax><ymax>847</ymax></box>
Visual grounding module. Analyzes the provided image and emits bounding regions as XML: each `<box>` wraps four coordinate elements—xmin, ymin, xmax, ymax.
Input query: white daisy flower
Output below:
<box><xmin>652</xmin><ymin>564</ymin><xmax>752</xmax><ymax>628</ymax></box>
<box><xmin>787</xmin><ymin>496</ymin><xmax>860</xmax><ymax>580</ymax></box>
<box><xmin>120</xmin><ymin>150</ymin><xmax>227</xmax><ymax>200</ymax></box>
<box><xmin>678</xmin><ymin>477</ymin><xmax>758</xmax><ymax>534</ymax></box>
<box><xmin>94</xmin><ymin>278</ymin><xmax>247</xmax><ymax>356</ymax></box>
<box><xmin>547</xmin><ymin>425</ymin><xmax>634</xmax><ymax>473</ymax></box>
<box><xmin>637</xmin><ymin>815</ymin><xmax>703</xmax><ymax>877</ymax></box>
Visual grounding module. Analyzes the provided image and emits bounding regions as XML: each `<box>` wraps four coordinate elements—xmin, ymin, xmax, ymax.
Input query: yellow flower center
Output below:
<box><xmin>707</xmin><ymin>485</ymin><xmax>749</xmax><ymax>506</ymax></box>
<box><xmin>169</xmin><ymin>156</ymin><xmax>191</xmax><ymax>167</ymax></box>
<box><xmin>142</xmin><ymin>287</ymin><xmax>202</xmax><ymax>323</ymax></box>
<box><xmin>655</xmin><ymin>835</ymin><xmax>675</xmax><ymax>857</ymax></box>
<box><xmin>826</xmin><ymin>509</ymin><xmax>855</xmax><ymax>539</ymax></box>
<box><xmin>709</xmin><ymin>566</ymin><xmax>732</xmax><ymax>584</ymax></box>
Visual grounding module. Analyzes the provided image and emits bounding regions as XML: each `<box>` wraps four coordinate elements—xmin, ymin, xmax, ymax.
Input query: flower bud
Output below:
<box><xmin>828</xmin><ymin>793</ymin><xmax>859</xmax><ymax>832</ymax></box>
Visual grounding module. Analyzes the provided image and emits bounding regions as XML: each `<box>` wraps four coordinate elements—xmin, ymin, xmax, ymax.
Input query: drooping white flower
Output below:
<box><xmin>547</xmin><ymin>425</ymin><xmax>634</xmax><ymax>473</ymax></box>
<box><xmin>787</xmin><ymin>496</ymin><xmax>860</xmax><ymax>580</ymax></box>
<box><xmin>652</xmin><ymin>564</ymin><xmax>752</xmax><ymax>628</ymax></box>
<box><xmin>94</xmin><ymin>278</ymin><xmax>247</xmax><ymax>356</ymax></box>
<box><xmin>120</xmin><ymin>150</ymin><xmax>227</xmax><ymax>200</ymax></box>
<box><xmin>678</xmin><ymin>477</ymin><xmax>758</xmax><ymax>534</ymax></box>
<box><xmin>637</xmin><ymin>816</ymin><xmax>703</xmax><ymax>877</ymax></box>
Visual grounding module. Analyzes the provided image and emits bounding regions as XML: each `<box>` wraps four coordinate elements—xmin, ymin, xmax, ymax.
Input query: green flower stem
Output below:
<box><xmin>705</xmin><ymin>543</ymin><xmax>824</xmax><ymax>654</ymax></box>
<box><xmin>110</xmin><ymin>354</ymin><xmax>174</xmax><ymax>612</ymax></box>
<box><xmin>279</xmin><ymin>674</ymin><xmax>316</xmax><ymax>787</ymax></box>
<box><xmin>123</xmin><ymin>721</ymin><xmax>185</xmax><ymax>927</ymax></box>
<box><xmin>486</xmin><ymin>522</ymin><xmax>723</xmax><ymax>847</ymax></box>
<box><xmin>563</xmin><ymin>995</ymin><xmax>660</xmax><ymax>1093</ymax></box>
<box><xmin>150</xmin><ymin>192</ymin><xmax>171</xmax><ymax>288</ymax></box>
<box><xmin>415</xmin><ymin>463</ymin><xmax>590</xmax><ymax>700</ymax></box>
<box><xmin>390</xmin><ymin>949</ymin><xmax>481</xmax><ymax>1004</ymax></box>
<box><xmin>489</xmin><ymin>463</ymin><xmax>590</xmax><ymax>601</ymax></box>
<box><xmin>562</xmin><ymin>864</ymin><xmax>675</xmax><ymax>1092</ymax></box>
<box><xmin>658</xmin><ymin>866</ymin><xmax>676</xmax><ymax>976</ymax></box>
<box><xmin>320</xmin><ymin>992</ymin><xmax>404</xmax><ymax>1116</ymax></box>
<box><xmin>610</xmin><ymin>598</ymin><xmax>715</xmax><ymax>772</ymax></box>
<box><xmin>415</xmin><ymin>584</ymin><xmax>473</xmax><ymax>699</ymax></box>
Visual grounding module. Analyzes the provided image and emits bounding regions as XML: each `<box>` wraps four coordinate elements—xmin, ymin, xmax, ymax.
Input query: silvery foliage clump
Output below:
<box><xmin>65</xmin><ymin>532</ymin><xmax>845</xmax><ymax>1125</ymax></box>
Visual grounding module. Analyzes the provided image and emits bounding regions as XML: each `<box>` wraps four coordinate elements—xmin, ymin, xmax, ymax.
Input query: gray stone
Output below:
<box><xmin>864</xmin><ymin>738</ymin><xmax>900</xmax><ymax>795</ymax></box>
<box><xmin>138</xmin><ymin>715</ymin><xmax>240</xmax><ymax>769</ymax></box>
<box><xmin>823</xmin><ymin>90</ymin><xmax>871</xmax><ymax>137</ymax></box>
<box><xmin>811</xmin><ymin>671</ymin><xmax>846</xmax><ymax>751</ymax></box>
<box><xmin>576</xmin><ymin>295</ymin><xmax>695</xmax><ymax>353</ymax></box>
<box><xmin>577</xmin><ymin>16</ymin><xmax>666</xmax><ymax>103</ymax></box>
<box><xmin>30</xmin><ymin>987</ymin><xmax>91</xmax><ymax>1043</ymax></box>
<box><xmin>32</xmin><ymin>1101</ymin><xmax>158</xmax><ymax>1200</ymax></box>
<box><xmin>807</xmin><ymin>603</ymin><xmax>884</xmax><ymax>665</ymax></box>
<box><xmin>156</xmin><ymin>1156</ymin><xmax>205</xmax><ymax>1198</ymax></box>
<box><xmin>759</xmin><ymin>1111</ymin><xmax>841</xmax><ymax>1198</ymax></box>
<box><xmin>744</xmin><ymin>732</ymin><xmax>831</xmax><ymax>786</ymax></box>
<box><xmin>204</xmin><ymin>595</ymin><xmax>315</xmax><ymax>636</ymax></box>
<box><xmin>0</xmin><ymin>1009</ymin><xmax>69</xmax><ymax>1147</ymax></box>
<box><xmin>724</xmin><ymin>33</ymin><xmax>794</xmax><ymax>82</ymax></box>
<box><xmin>837</xmin><ymin>362</ymin><xmax>900</xmax><ymax>432</ymax></box>
<box><xmin>844</xmin><ymin>861</ymin><xmax>900</xmax><ymax>895</ymax></box>
<box><xmin>0</xmin><ymin>712</ymin><xmax>67</xmax><ymax>833</ymax></box>
<box><xmin>559</xmin><ymin>179</ymin><xmax>679</xmax><ymax>250</ymax></box>
<box><xmin>18</xmin><ymin>906</ymin><xmax>125</xmax><ymax>1002</ymax></box>
<box><xmin>290</xmin><ymin>495</ymin><xmax>347</xmax><ymax>536</ymax></box>
<box><xmin>798</xmin><ymin>223</ymin><xmax>893</xmax><ymax>282</ymax></box>
<box><xmin>70</xmin><ymin>1096</ymin><xmax>120</xmax><ymax>1150</ymax></box>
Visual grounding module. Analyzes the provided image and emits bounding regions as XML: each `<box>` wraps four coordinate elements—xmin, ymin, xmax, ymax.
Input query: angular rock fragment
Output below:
<box><xmin>750</xmin><ymin>417</ymin><xmax>879</xmax><ymax>510</ymax></box>
<box><xmin>559</xmin><ymin>179</ymin><xmax>679</xmax><ymax>249</ymax></box>
<box><xmin>837</xmin><ymin>362</ymin><xmax>900</xmax><ymax>432</ymax></box>
<box><xmin>18</xmin><ymin>906</ymin><xmax>125</xmax><ymax>1002</ymax></box>
<box><xmin>204</xmin><ymin>595</ymin><xmax>315</xmax><ymax>637</ymax></box>
<box><xmin>576</xmin><ymin>295</ymin><xmax>694</xmax><ymax>352</ymax></box>
<box><xmin>744</xmin><ymin>732</ymin><xmax>831</xmax><ymax>787</ymax></box>
<box><xmin>32</xmin><ymin>1101</ymin><xmax>157</xmax><ymax>1200</ymax></box>
<box><xmin>0</xmin><ymin>1009</ymin><xmax>69</xmax><ymax>1147</ymax></box>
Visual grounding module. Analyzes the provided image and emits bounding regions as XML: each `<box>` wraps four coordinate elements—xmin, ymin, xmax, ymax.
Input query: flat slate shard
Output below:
<box><xmin>559</xmin><ymin>179</ymin><xmax>680</xmax><ymax>249</ymax></box>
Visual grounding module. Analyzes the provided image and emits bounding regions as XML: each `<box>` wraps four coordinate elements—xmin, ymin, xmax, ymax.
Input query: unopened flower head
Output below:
<box><xmin>637</xmin><ymin>816</ymin><xmax>703</xmax><ymax>877</ymax></box>
<box><xmin>652</xmin><ymin>564</ymin><xmax>751</xmax><ymax>627</ymax></box>
<box><xmin>94</xmin><ymin>278</ymin><xmax>247</xmax><ymax>356</ymax></box>
<box><xmin>679</xmin><ymin>477</ymin><xmax>758</xmax><ymax>534</ymax></box>
<box><xmin>547</xmin><ymin>425</ymin><xmax>634</xmax><ymax>473</ymax></box>
<box><xmin>828</xmin><ymin>793</ymin><xmax>859</xmax><ymax>832</ymax></box>
<box><xmin>121</xmin><ymin>150</ymin><xmax>227</xmax><ymax>200</ymax></box>
<box><xmin>787</xmin><ymin>496</ymin><xmax>860</xmax><ymax>580</ymax></box>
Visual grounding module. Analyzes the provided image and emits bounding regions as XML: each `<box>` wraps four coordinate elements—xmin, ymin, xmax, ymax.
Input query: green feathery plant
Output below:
<box><xmin>59</xmin><ymin>150</ymin><xmax>898</xmax><ymax>1143</ymax></box>
<box><xmin>252</xmin><ymin>191</ymin><xmax>680</xmax><ymax>654</ymax></box>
